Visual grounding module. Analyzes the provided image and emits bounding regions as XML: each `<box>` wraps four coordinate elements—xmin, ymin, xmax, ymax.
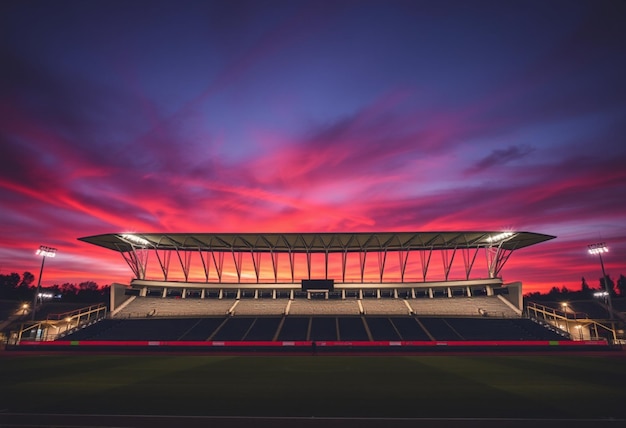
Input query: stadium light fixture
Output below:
<box><xmin>32</xmin><ymin>245</ymin><xmax>57</xmax><ymax>321</ymax></box>
<box><xmin>486</xmin><ymin>232</ymin><xmax>514</xmax><ymax>243</ymax></box>
<box><xmin>587</xmin><ymin>243</ymin><xmax>608</xmax><ymax>255</ymax></box>
<box><xmin>587</xmin><ymin>242</ymin><xmax>613</xmax><ymax>314</ymax></box>
<box><xmin>121</xmin><ymin>233</ymin><xmax>150</xmax><ymax>246</ymax></box>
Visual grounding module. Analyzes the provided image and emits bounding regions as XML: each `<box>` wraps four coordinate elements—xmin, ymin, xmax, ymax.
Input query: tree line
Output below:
<box><xmin>524</xmin><ymin>274</ymin><xmax>626</xmax><ymax>301</ymax></box>
<box><xmin>2</xmin><ymin>270</ymin><xmax>625</xmax><ymax>304</ymax></box>
<box><xmin>0</xmin><ymin>272</ymin><xmax>110</xmax><ymax>304</ymax></box>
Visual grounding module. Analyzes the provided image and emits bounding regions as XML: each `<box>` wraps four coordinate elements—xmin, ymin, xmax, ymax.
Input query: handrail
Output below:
<box><xmin>526</xmin><ymin>301</ymin><xmax>616</xmax><ymax>342</ymax></box>
<box><xmin>11</xmin><ymin>303</ymin><xmax>108</xmax><ymax>344</ymax></box>
<box><xmin>46</xmin><ymin>303</ymin><xmax>106</xmax><ymax>321</ymax></box>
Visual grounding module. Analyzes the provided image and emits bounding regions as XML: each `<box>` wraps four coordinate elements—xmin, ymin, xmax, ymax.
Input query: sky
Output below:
<box><xmin>1</xmin><ymin>0</ymin><xmax>625</xmax><ymax>295</ymax></box>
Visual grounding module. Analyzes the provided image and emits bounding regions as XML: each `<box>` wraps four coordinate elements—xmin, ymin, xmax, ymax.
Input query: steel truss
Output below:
<box><xmin>86</xmin><ymin>231</ymin><xmax>554</xmax><ymax>284</ymax></box>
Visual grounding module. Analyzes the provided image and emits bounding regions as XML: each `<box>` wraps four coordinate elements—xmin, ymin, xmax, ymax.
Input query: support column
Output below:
<box><xmin>428</xmin><ymin>288</ymin><xmax>433</xmax><ymax>298</ymax></box>
<box><xmin>447</xmin><ymin>287</ymin><xmax>452</xmax><ymax>298</ymax></box>
<box><xmin>486</xmin><ymin>286</ymin><xmax>493</xmax><ymax>296</ymax></box>
<box><xmin>182</xmin><ymin>288</ymin><xmax>186</xmax><ymax>299</ymax></box>
<box><xmin>162</xmin><ymin>288</ymin><xmax>167</xmax><ymax>298</ymax></box>
<box><xmin>201</xmin><ymin>289</ymin><xmax>205</xmax><ymax>299</ymax></box>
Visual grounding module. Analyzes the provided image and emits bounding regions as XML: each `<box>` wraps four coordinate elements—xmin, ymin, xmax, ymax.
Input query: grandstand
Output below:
<box><xmin>8</xmin><ymin>231</ymin><xmax>621</xmax><ymax>350</ymax></box>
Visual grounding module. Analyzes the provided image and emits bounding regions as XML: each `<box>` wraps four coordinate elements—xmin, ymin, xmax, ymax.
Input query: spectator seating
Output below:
<box><xmin>337</xmin><ymin>317</ymin><xmax>369</xmax><ymax>341</ymax></box>
<box><xmin>367</xmin><ymin>317</ymin><xmax>401</xmax><ymax>341</ymax></box>
<box><xmin>288</xmin><ymin>299</ymin><xmax>360</xmax><ymax>315</ymax></box>
<box><xmin>115</xmin><ymin>297</ymin><xmax>236</xmax><ymax>317</ymax></box>
<box><xmin>232</xmin><ymin>299</ymin><xmax>288</xmax><ymax>316</ymax></box>
<box><xmin>277</xmin><ymin>317</ymin><xmax>310</xmax><ymax>341</ymax></box>
<box><xmin>408</xmin><ymin>296</ymin><xmax>518</xmax><ymax>317</ymax></box>
<box><xmin>63</xmin><ymin>315</ymin><xmax>569</xmax><ymax>342</ymax></box>
<box><xmin>361</xmin><ymin>299</ymin><xmax>411</xmax><ymax>315</ymax></box>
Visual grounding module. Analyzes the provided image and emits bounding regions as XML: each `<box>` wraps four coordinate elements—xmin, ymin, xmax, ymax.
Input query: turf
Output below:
<box><xmin>1</xmin><ymin>354</ymin><xmax>624</xmax><ymax>419</ymax></box>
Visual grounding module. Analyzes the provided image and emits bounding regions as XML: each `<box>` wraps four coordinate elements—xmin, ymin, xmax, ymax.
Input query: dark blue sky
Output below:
<box><xmin>1</xmin><ymin>0</ymin><xmax>625</xmax><ymax>293</ymax></box>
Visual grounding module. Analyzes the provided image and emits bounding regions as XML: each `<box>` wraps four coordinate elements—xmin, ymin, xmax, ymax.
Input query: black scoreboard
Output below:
<box><xmin>301</xmin><ymin>279</ymin><xmax>334</xmax><ymax>291</ymax></box>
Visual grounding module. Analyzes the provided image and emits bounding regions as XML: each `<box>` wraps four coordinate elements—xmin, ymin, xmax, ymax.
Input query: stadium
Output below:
<box><xmin>7</xmin><ymin>230</ymin><xmax>622</xmax><ymax>351</ymax></box>
<box><xmin>2</xmin><ymin>231</ymin><xmax>626</xmax><ymax>427</ymax></box>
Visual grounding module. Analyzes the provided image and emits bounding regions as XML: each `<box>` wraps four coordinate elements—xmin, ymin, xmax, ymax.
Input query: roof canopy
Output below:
<box><xmin>78</xmin><ymin>231</ymin><xmax>555</xmax><ymax>254</ymax></box>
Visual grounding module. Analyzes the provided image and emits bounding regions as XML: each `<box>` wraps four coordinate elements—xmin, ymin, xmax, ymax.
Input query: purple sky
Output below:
<box><xmin>1</xmin><ymin>0</ymin><xmax>625</xmax><ymax>294</ymax></box>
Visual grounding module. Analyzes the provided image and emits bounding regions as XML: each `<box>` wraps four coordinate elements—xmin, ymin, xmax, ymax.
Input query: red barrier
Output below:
<box><xmin>16</xmin><ymin>339</ymin><xmax>608</xmax><ymax>348</ymax></box>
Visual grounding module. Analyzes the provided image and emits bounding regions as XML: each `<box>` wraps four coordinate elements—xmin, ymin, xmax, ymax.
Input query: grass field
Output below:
<box><xmin>1</xmin><ymin>353</ymin><xmax>625</xmax><ymax>419</ymax></box>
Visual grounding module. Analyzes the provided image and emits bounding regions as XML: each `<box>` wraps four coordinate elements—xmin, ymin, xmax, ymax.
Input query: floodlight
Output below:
<box><xmin>32</xmin><ymin>245</ymin><xmax>57</xmax><ymax>320</ymax></box>
<box><xmin>588</xmin><ymin>243</ymin><xmax>608</xmax><ymax>255</ymax></box>
<box><xmin>486</xmin><ymin>232</ymin><xmax>514</xmax><ymax>243</ymax></box>
<box><xmin>121</xmin><ymin>233</ymin><xmax>150</xmax><ymax>246</ymax></box>
<box><xmin>36</xmin><ymin>245</ymin><xmax>57</xmax><ymax>258</ymax></box>
<box><xmin>588</xmin><ymin>242</ymin><xmax>614</xmax><ymax>334</ymax></box>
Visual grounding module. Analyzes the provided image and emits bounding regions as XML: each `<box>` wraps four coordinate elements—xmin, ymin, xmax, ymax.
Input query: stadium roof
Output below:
<box><xmin>78</xmin><ymin>231</ymin><xmax>555</xmax><ymax>253</ymax></box>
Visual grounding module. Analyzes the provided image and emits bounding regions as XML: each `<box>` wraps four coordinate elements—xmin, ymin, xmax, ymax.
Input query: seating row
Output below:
<box><xmin>64</xmin><ymin>316</ymin><xmax>564</xmax><ymax>342</ymax></box>
<box><xmin>114</xmin><ymin>295</ymin><xmax>518</xmax><ymax>318</ymax></box>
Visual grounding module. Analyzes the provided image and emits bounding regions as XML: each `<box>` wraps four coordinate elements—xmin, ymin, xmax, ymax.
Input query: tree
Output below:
<box><xmin>19</xmin><ymin>272</ymin><xmax>35</xmax><ymax>288</ymax></box>
<box><xmin>547</xmin><ymin>286</ymin><xmax>561</xmax><ymax>296</ymax></box>
<box><xmin>60</xmin><ymin>283</ymin><xmax>78</xmax><ymax>296</ymax></box>
<box><xmin>617</xmin><ymin>274</ymin><xmax>626</xmax><ymax>297</ymax></box>
<box><xmin>599</xmin><ymin>275</ymin><xmax>616</xmax><ymax>296</ymax></box>
<box><xmin>581</xmin><ymin>277</ymin><xmax>590</xmax><ymax>292</ymax></box>
<box><xmin>0</xmin><ymin>273</ymin><xmax>21</xmax><ymax>299</ymax></box>
<box><xmin>76</xmin><ymin>281</ymin><xmax>100</xmax><ymax>302</ymax></box>
<box><xmin>580</xmin><ymin>277</ymin><xmax>592</xmax><ymax>298</ymax></box>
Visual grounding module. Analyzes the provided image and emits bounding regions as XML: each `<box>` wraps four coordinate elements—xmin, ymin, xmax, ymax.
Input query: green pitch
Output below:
<box><xmin>1</xmin><ymin>354</ymin><xmax>624</xmax><ymax>419</ymax></box>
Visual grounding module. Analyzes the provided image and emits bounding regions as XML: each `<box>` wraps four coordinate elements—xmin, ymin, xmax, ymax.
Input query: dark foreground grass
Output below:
<box><xmin>1</xmin><ymin>354</ymin><xmax>625</xmax><ymax>419</ymax></box>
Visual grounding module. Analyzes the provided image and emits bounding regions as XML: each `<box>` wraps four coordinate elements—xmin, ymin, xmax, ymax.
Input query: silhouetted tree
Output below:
<box><xmin>76</xmin><ymin>281</ymin><xmax>100</xmax><ymax>302</ymax></box>
<box><xmin>0</xmin><ymin>273</ymin><xmax>20</xmax><ymax>299</ymax></box>
<box><xmin>547</xmin><ymin>286</ymin><xmax>561</xmax><ymax>298</ymax></box>
<box><xmin>617</xmin><ymin>274</ymin><xmax>626</xmax><ymax>296</ymax></box>
<box><xmin>60</xmin><ymin>283</ymin><xmax>78</xmax><ymax>296</ymax></box>
<box><xmin>599</xmin><ymin>275</ymin><xmax>616</xmax><ymax>296</ymax></box>
<box><xmin>581</xmin><ymin>277</ymin><xmax>590</xmax><ymax>291</ymax></box>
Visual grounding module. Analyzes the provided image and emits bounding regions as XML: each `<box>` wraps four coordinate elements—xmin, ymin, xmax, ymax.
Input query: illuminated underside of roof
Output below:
<box><xmin>78</xmin><ymin>231</ymin><xmax>555</xmax><ymax>253</ymax></box>
<box><xmin>78</xmin><ymin>231</ymin><xmax>555</xmax><ymax>284</ymax></box>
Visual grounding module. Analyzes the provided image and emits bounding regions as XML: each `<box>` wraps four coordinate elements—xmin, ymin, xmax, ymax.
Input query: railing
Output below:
<box><xmin>10</xmin><ymin>304</ymin><xmax>108</xmax><ymax>344</ymax></box>
<box><xmin>526</xmin><ymin>302</ymin><xmax>616</xmax><ymax>342</ymax></box>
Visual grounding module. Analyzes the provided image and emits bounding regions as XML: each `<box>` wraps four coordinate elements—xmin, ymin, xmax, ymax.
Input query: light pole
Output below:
<box><xmin>588</xmin><ymin>242</ymin><xmax>615</xmax><ymax>342</ymax></box>
<box><xmin>588</xmin><ymin>243</ymin><xmax>613</xmax><ymax>314</ymax></box>
<box><xmin>32</xmin><ymin>245</ymin><xmax>57</xmax><ymax>321</ymax></box>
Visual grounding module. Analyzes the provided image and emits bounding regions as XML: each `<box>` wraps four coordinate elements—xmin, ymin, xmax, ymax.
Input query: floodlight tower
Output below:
<box><xmin>32</xmin><ymin>245</ymin><xmax>57</xmax><ymax>321</ymax></box>
<box><xmin>588</xmin><ymin>242</ymin><xmax>615</xmax><ymax>330</ymax></box>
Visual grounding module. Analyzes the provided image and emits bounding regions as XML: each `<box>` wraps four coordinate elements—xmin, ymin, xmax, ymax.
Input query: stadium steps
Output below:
<box><xmin>337</xmin><ymin>317</ymin><xmax>369</xmax><ymax>341</ymax></box>
<box><xmin>207</xmin><ymin>317</ymin><xmax>232</xmax><ymax>341</ymax></box>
